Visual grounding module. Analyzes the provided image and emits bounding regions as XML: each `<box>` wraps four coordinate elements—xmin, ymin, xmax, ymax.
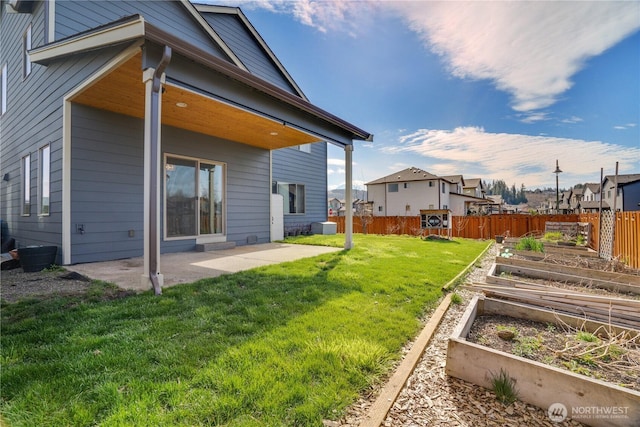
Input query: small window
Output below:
<box><xmin>39</xmin><ymin>145</ymin><xmax>51</xmax><ymax>215</ymax></box>
<box><xmin>22</xmin><ymin>154</ymin><xmax>31</xmax><ymax>215</ymax></box>
<box><xmin>276</xmin><ymin>182</ymin><xmax>305</xmax><ymax>214</ymax></box>
<box><xmin>443</xmin><ymin>205</ymin><xmax>448</xmax><ymax>210</ymax></box>
<box><xmin>296</xmin><ymin>144</ymin><xmax>311</xmax><ymax>153</ymax></box>
<box><xmin>23</xmin><ymin>24</ymin><xmax>32</xmax><ymax>78</ymax></box>
<box><xmin>428</xmin><ymin>181</ymin><xmax>434</xmax><ymax>187</ymax></box>
<box><xmin>378</xmin><ymin>206</ymin><xmax>383</xmax><ymax>212</ymax></box>
<box><xmin>0</xmin><ymin>64</ymin><xmax>6</xmax><ymax>114</ymax></box>
<box><xmin>388</xmin><ymin>183</ymin><xmax>398</xmax><ymax>192</ymax></box>
<box><xmin>441</xmin><ymin>182</ymin><xmax>446</xmax><ymax>193</ymax></box>
<box><xmin>403</xmin><ymin>182</ymin><xmax>409</xmax><ymax>189</ymax></box>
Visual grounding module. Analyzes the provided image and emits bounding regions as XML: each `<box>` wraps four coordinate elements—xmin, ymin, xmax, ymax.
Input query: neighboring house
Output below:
<box><xmin>601</xmin><ymin>174</ymin><xmax>640</xmax><ymax>212</ymax></box>
<box><xmin>558</xmin><ymin>190</ymin><xmax>572</xmax><ymax>214</ymax></box>
<box><xmin>366</xmin><ymin>167</ymin><xmax>452</xmax><ymax>217</ymax></box>
<box><xmin>328</xmin><ymin>197</ymin><xmax>341</xmax><ymax>216</ymax></box>
<box><xmin>570</xmin><ymin>186</ymin><xmax>584</xmax><ymax>213</ymax></box>
<box><xmin>0</xmin><ymin>1</ymin><xmax>371</xmax><ymax>289</ymax></box>
<box><xmin>442</xmin><ymin>175</ymin><xmax>464</xmax><ymax>194</ymax></box>
<box><xmin>463</xmin><ymin>178</ymin><xmax>486</xmax><ymax>199</ymax></box>
<box><xmin>581</xmin><ymin>183</ymin><xmax>607</xmax><ymax>212</ymax></box>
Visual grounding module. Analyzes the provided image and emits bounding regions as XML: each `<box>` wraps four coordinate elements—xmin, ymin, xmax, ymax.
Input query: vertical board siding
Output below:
<box><xmin>54</xmin><ymin>0</ymin><xmax>229</xmax><ymax>61</ymax></box>
<box><xmin>201</xmin><ymin>13</ymin><xmax>298</xmax><ymax>94</ymax></box>
<box><xmin>272</xmin><ymin>142</ymin><xmax>328</xmax><ymax>230</ymax></box>
<box><xmin>70</xmin><ymin>105</ymin><xmax>144</xmax><ymax>263</ymax></box>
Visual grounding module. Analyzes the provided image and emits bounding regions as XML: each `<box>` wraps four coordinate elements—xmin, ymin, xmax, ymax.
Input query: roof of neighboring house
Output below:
<box><xmin>366</xmin><ymin>167</ymin><xmax>441</xmax><ymax>185</ymax></box>
<box><xmin>487</xmin><ymin>195</ymin><xmax>503</xmax><ymax>204</ymax></box>
<box><xmin>581</xmin><ymin>200</ymin><xmax>610</xmax><ymax>209</ymax></box>
<box><xmin>584</xmin><ymin>183</ymin><xmax>600</xmax><ymax>194</ymax></box>
<box><xmin>442</xmin><ymin>175</ymin><xmax>464</xmax><ymax>185</ymax></box>
<box><xmin>604</xmin><ymin>174</ymin><xmax>640</xmax><ymax>186</ymax></box>
<box><xmin>463</xmin><ymin>178</ymin><xmax>484</xmax><ymax>189</ymax></box>
<box><xmin>572</xmin><ymin>186</ymin><xmax>585</xmax><ymax>195</ymax></box>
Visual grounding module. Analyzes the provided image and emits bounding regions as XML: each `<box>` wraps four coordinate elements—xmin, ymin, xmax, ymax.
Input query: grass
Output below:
<box><xmin>490</xmin><ymin>368</ymin><xmax>518</xmax><ymax>405</ymax></box>
<box><xmin>515</xmin><ymin>236</ymin><xmax>544</xmax><ymax>252</ymax></box>
<box><xmin>1</xmin><ymin>235</ymin><xmax>489</xmax><ymax>426</ymax></box>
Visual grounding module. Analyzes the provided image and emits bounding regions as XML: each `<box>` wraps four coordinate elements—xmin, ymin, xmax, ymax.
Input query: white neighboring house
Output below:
<box><xmin>366</xmin><ymin>167</ymin><xmax>453</xmax><ymax>216</ymax></box>
<box><xmin>463</xmin><ymin>178</ymin><xmax>486</xmax><ymax>199</ymax></box>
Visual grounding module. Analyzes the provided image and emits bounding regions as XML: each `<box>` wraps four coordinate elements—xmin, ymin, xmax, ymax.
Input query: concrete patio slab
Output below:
<box><xmin>67</xmin><ymin>243</ymin><xmax>342</xmax><ymax>292</ymax></box>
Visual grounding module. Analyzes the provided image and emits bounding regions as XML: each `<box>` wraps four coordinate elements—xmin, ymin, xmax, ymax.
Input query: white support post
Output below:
<box><xmin>344</xmin><ymin>144</ymin><xmax>354</xmax><ymax>249</ymax></box>
<box><xmin>141</xmin><ymin>67</ymin><xmax>164</xmax><ymax>290</ymax></box>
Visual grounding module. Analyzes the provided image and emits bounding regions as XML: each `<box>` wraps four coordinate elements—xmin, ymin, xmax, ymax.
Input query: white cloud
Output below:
<box><xmin>389</xmin><ymin>2</ymin><xmax>640</xmax><ymax>112</ymax></box>
<box><xmin>561</xmin><ymin>116</ymin><xmax>584</xmax><ymax>124</ymax></box>
<box><xmin>614</xmin><ymin>123</ymin><xmax>638</xmax><ymax>130</ymax></box>
<box><xmin>328</xmin><ymin>158</ymin><xmax>345</xmax><ymax>167</ymax></box>
<box><xmin>384</xmin><ymin>126</ymin><xmax>640</xmax><ymax>188</ymax></box>
<box><xmin>247</xmin><ymin>1</ymin><xmax>639</xmax><ymax>114</ymax></box>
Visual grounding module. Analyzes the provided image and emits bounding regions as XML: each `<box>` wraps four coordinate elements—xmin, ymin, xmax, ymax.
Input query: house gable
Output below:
<box><xmin>53</xmin><ymin>0</ymin><xmax>237</xmax><ymax>64</ymax></box>
<box><xmin>195</xmin><ymin>5</ymin><xmax>305</xmax><ymax>97</ymax></box>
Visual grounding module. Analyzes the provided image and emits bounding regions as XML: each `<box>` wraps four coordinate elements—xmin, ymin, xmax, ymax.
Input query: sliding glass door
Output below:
<box><xmin>165</xmin><ymin>156</ymin><xmax>224</xmax><ymax>238</ymax></box>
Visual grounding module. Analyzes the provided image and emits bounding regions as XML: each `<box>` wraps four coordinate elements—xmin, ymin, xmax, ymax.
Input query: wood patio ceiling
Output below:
<box><xmin>71</xmin><ymin>53</ymin><xmax>320</xmax><ymax>149</ymax></box>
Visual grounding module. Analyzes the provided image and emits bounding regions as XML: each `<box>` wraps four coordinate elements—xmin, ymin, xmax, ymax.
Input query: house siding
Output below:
<box><xmin>367</xmin><ymin>180</ymin><xmax>451</xmax><ymax>216</ymax></box>
<box><xmin>70</xmin><ymin>105</ymin><xmax>272</xmax><ymax>263</ymax></box>
<box><xmin>70</xmin><ymin>105</ymin><xmax>144</xmax><ymax>263</ymax></box>
<box><xmin>0</xmin><ymin>1</ymin><xmax>136</xmax><ymax>262</ymax></box>
<box><xmin>272</xmin><ymin>143</ymin><xmax>328</xmax><ymax>228</ymax></box>
<box><xmin>54</xmin><ymin>0</ymin><xmax>229</xmax><ymax>61</ymax></box>
<box><xmin>200</xmin><ymin>12</ymin><xmax>298</xmax><ymax>94</ymax></box>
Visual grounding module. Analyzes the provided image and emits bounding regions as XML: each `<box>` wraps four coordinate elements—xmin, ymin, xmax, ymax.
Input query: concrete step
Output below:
<box><xmin>195</xmin><ymin>241</ymin><xmax>236</xmax><ymax>252</ymax></box>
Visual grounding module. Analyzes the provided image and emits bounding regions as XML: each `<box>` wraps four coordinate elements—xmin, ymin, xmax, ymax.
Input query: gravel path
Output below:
<box><xmin>335</xmin><ymin>244</ymin><xmax>585</xmax><ymax>427</ymax></box>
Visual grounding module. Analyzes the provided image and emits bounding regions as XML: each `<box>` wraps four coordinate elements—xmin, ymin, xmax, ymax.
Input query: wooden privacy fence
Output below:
<box><xmin>329</xmin><ymin>212</ymin><xmax>640</xmax><ymax>269</ymax></box>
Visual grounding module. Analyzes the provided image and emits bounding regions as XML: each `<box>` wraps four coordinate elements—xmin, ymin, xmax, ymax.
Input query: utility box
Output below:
<box><xmin>311</xmin><ymin>221</ymin><xmax>337</xmax><ymax>235</ymax></box>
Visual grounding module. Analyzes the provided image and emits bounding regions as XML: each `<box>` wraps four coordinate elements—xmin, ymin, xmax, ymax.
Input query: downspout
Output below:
<box><xmin>149</xmin><ymin>46</ymin><xmax>172</xmax><ymax>295</ymax></box>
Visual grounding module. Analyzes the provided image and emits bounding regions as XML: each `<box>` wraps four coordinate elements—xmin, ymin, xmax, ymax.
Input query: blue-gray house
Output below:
<box><xmin>0</xmin><ymin>0</ymin><xmax>371</xmax><ymax>291</ymax></box>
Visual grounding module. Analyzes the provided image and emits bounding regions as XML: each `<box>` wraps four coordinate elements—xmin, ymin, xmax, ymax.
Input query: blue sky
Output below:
<box><xmin>219</xmin><ymin>1</ymin><xmax>640</xmax><ymax>190</ymax></box>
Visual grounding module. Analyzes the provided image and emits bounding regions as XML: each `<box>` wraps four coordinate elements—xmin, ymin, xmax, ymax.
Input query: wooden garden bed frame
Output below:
<box><xmin>446</xmin><ymin>296</ymin><xmax>640</xmax><ymax>427</ymax></box>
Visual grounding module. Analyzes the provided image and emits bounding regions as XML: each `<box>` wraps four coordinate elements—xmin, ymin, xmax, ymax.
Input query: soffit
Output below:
<box><xmin>70</xmin><ymin>53</ymin><xmax>320</xmax><ymax>149</ymax></box>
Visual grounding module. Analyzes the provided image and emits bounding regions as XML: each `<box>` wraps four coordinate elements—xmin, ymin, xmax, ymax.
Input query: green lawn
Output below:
<box><xmin>1</xmin><ymin>235</ymin><xmax>489</xmax><ymax>426</ymax></box>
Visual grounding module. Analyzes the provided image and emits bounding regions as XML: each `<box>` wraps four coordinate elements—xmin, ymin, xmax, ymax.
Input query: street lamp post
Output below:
<box><xmin>553</xmin><ymin>159</ymin><xmax>562</xmax><ymax>214</ymax></box>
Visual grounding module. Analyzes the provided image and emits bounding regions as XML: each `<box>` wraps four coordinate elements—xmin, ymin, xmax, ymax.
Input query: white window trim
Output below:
<box><xmin>163</xmin><ymin>153</ymin><xmax>227</xmax><ymax>241</ymax></box>
<box><xmin>0</xmin><ymin>63</ymin><xmax>6</xmax><ymax>115</ymax></box>
<box><xmin>39</xmin><ymin>144</ymin><xmax>51</xmax><ymax>216</ymax></box>
<box><xmin>276</xmin><ymin>182</ymin><xmax>306</xmax><ymax>215</ymax></box>
<box><xmin>23</xmin><ymin>24</ymin><xmax>32</xmax><ymax>78</ymax></box>
<box><xmin>296</xmin><ymin>143</ymin><xmax>311</xmax><ymax>153</ymax></box>
<box><xmin>22</xmin><ymin>154</ymin><xmax>31</xmax><ymax>216</ymax></box>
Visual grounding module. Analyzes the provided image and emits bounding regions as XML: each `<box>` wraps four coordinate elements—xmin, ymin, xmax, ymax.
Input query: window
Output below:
<box><xmin>295</xmin><ymin>144</ymin><xmax>311</xmax><ymax>153</ymax></box>
<box><xmin>1</xmin><ymin>63</ymin><xmax>6</xmax><ymax>115</ymax></box>
<box><xmin>275</xmin><ymin>182</ymin><xmax>305</xmax><ymax>214</ymax></box>
<box><xmin>403</xmin><ymin>182</ymin><xmax>409</xmax><ymax>189</ymax></box>
<box><xmin>428</xmin><ymin>181</ymin><xmax>434</xmax><ymax>187</ymax></box>
<box><xmin>443</xmin><ymin>205</ymin><xmax>448</xmax><ymax>210</ymax></box>
<box><xmin>378</xmin><ymin>206</ymin><xmax>383</xmax><ymax>212</ymax></box>
<box><xmin>165</xmin><ymin>155</ymin><xmax>225</xmax><ymax>238</ymax></box>
<box><xmin>39</xmin><ymin>145</ymin><xmax>50</xmax><ymax>215</ymax></box>
<box><xmin>22</xmin><ymin>154</ymin><xmax>31</xmax><ymax>215</ymax></box>
<box><xmin>441</xmin><ymin>182</ymin><xmax>446</xmax><ymax>193</ymax></box>
<box><xmin>388</xmin><ymin>183</ymin><xmax>398</xmax><ymax>192</ymax></box>
<box><xmin>23</xmin><ymin>24</ymin><xmax>32</xmax><ymax>78</ymax></box>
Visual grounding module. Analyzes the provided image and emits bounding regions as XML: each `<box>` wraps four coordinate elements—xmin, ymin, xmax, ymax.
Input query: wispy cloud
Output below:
<box><xmin>389</xmin><ymin>2</ymin><xmax>640</xmax><ymax>113</ymax></box>
<box><xmin>560</xmin><ymin>116</ymin><xmax>584</xmax><ymax>124</ymax></box>
<box><xmin>237</xmin><ymin>1</ymin><xmax>639</xmax><ymax>115</ymax></box>
<box><xmin>383</xmin><ymin>127</ymin><xmax>640</xmax><ymax>188</ymax></box>
<box><xmin>614</xmin><ymin>123</ymin><xmax>638</xmax><ymax>130</ymax></box>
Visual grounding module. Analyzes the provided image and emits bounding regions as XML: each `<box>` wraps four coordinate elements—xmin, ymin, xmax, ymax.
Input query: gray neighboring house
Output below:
<box><xmin>0</xmin><ymin>0</ymin><xmax>371</xmax><ymax>289</ymax></box>
<box><xmin>602</xmin><ymin>174</ymin><xmax>640</xmax><ymax>212</ymax></box>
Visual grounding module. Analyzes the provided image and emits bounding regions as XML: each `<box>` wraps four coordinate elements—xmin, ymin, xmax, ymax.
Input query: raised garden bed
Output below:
<box><xmin>492</xmin><ymin>257</ymin><xmax>640</xmax><ymax>295</ymax></box>
<box><xmin>446</xmin><ymin>296</ymin><xmax>640</xmax><ymax>427</ymax></box>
